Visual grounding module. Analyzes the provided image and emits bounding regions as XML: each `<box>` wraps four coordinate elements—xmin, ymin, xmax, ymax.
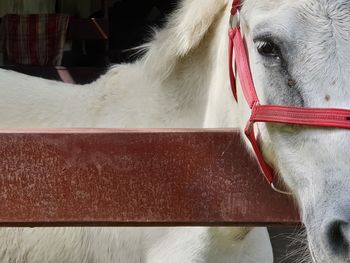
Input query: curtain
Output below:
<box><xmin>2</xmin><ymin>14</ymin><xmax>69</xmax><ymax>66</ymax></box>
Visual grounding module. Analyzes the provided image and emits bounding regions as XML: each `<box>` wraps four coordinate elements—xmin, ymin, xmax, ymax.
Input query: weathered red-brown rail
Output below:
<box><xmin>0</xmin><ymin>129</ymin><xmax>299</xmax><ymax>227</ymax></box>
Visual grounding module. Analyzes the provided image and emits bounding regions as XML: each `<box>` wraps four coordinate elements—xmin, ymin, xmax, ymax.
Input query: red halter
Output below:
<box><xmin>229</xmin><ymin>0</ymin><xmax>350</xmax><ymax>194</ymax></box>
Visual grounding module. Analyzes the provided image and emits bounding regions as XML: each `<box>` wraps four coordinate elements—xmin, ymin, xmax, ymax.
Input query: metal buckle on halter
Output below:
<box><xmin>229</xmin><ymin>9</ymin><xmax>240</xmax><ymax>28</ymax></box>
<box><xmin>245</xmin><ymin>103</ymin><xmax>293</xmax><ymax>196</ymax></box>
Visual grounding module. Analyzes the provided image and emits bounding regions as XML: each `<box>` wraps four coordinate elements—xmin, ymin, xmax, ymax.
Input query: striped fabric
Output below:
<box><xmin>2</xmin><ymin>14</ymin><xmax>69</xmax><ymax>66</ymax></box>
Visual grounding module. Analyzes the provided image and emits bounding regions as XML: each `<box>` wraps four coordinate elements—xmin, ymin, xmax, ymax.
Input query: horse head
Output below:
<box><xmin>238</xmin><ymin>0</ymin><xmax>350</xmax><ymax>261</ymax></box>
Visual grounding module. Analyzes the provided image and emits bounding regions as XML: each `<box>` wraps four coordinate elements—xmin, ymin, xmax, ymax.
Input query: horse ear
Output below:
<box><xmin>142</xmin><ymin>0</ymin><xmax>227</xmax><ymax>79</ymax></box>
<box><xmin>166</xmin><ymin>0</ymin><xmax>227</xmax><ymax>56</ymax></box>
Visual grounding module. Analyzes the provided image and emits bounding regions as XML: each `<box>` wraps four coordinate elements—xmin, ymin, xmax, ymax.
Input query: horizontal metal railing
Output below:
<box><xmin>0</xmin><ymin>129</ymin><xmax>299</xmax><ymax>227</ymax></box>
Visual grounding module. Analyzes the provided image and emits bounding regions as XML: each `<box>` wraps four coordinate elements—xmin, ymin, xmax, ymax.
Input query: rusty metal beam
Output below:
<box><xmin>0</xmin><ymin>129</ymin><xmax>299</xmax><ymax>227</ymax></box>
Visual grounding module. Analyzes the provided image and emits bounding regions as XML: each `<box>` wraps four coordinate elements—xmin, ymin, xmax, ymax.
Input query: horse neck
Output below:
<box><xmin>203</xmin><ymin>5</ymin><xmax>239</xmax><ymax>128</ymax></box>
<box><xmin>95</xmin><ymin>1</ymin><xmax>238</xmax><ymax>129</ymax></box>
<box><xmin>144</xmin><ymin>2</ymin><xmax>237</xmax><ymax>128</ymax></box>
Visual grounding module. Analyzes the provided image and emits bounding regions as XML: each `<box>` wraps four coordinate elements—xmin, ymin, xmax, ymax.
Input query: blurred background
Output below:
<box><xmin>0</xmin><ymin>0</ymin><xmax>179</xmax><ymax>66</ymax></box>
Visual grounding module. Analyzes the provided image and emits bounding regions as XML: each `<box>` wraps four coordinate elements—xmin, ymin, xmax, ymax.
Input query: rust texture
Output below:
<box><xmin>0</xmin><ymin>129</ymin><xmax>299</xmax><ymax>227</ymax></box>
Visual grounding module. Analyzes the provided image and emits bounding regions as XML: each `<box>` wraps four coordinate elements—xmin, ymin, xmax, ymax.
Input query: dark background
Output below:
<box><xmin>79</xmin><ymin>0</ymin><xmax>180</xmax><ymax>66</ymax></box>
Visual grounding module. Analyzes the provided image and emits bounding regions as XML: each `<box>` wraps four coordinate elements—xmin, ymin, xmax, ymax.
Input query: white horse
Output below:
<box><xmin>0</xmin><ymin>0</ymin><xmax>348</xmax><ymax>262</ymax></box>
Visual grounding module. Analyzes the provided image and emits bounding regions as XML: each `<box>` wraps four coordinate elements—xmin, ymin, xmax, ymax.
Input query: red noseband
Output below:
<box><xmin>229</xmin><ymin>0</ymin><xmax>350</xmax><ymax>194</ymax></box>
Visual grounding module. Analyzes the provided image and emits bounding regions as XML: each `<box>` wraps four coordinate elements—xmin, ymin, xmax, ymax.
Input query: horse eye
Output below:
<box><xmin>255</xmin><ymin>40</ymin><xmax>281</xmax><ymax>59</ymax></box>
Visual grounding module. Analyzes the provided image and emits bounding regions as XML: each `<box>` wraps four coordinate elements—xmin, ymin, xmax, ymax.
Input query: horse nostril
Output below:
<box><xmin>324</xmin><ymin>220</ymin><xmax>350</xmax><ymax>258</ymax></box>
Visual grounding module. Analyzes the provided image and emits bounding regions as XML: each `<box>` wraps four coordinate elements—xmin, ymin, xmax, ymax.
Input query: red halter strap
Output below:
<box><xmin>231</xmin><ymin>0</ymin><xmax>241</xmax><ymax>16</ymax></box>
<box><xmin>228</xmin><ymin>1</ymin><xmax>350</xmax><ymax>192</ymax></box>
